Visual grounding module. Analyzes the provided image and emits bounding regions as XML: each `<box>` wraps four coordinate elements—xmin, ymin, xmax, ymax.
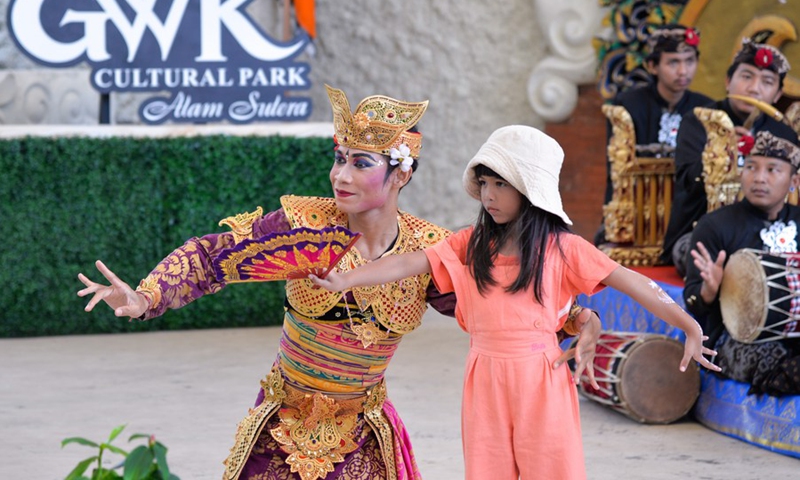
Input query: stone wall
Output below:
<box><xmin>0</xmin><ymin>0</ymin><xmax>605</xmax><ymax>231</ymax></box>
<box><xmin>306</xmin><ymin>1</ymin><xmax>552</xmax><ymax>228</ymax></box>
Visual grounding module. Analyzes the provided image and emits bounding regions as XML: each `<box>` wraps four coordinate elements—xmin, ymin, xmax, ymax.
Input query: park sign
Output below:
<box><xmin>7</xmin><ymin>0</ymin><xmax>313</xmax><ymax>124</ymax></box>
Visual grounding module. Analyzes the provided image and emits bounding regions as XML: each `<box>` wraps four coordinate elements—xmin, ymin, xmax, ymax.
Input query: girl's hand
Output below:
<box><xmin>77</xmin><ymin>260</ymin><xmax>148</xmax><ymax>318</ymax></box>
<box><xmin>308</xmin><ymin>270</ymin><xmax>349</xmax><ymax>292</ymax></box>
<box><xmin>554</xmin><ymin>309</ymin><xmax>601</xmax><ymax>389</ymax></box>
<box><xmin>681</xmin><ymin>323</ymin><xmax>721</xmax><ymax>372</ymax></box>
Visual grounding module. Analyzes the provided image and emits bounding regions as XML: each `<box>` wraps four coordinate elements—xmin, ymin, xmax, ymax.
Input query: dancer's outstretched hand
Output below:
<box><xmin>77</xmin><ymin>260</ymin><xmax>148</xmax><ymax>318</ymax></box>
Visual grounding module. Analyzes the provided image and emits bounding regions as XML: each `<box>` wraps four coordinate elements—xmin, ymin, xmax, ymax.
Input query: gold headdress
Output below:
<box><xmin>325</xmin><ymin>84</ymin><xmax>428</xmax><ymax>158</ymax></box>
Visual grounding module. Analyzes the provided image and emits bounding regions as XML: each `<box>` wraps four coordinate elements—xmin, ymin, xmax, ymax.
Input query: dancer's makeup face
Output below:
<box><xmin>330</xmin><ymin>146</ymin><xmax>393</xmax><ymax>214</ymax></box>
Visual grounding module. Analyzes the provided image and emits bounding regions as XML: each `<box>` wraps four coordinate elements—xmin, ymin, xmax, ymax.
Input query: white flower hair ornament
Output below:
<box><xmin>389</xmin><ymin>144</ymin><xmax>414</xmax><ymax>172</ymax></box>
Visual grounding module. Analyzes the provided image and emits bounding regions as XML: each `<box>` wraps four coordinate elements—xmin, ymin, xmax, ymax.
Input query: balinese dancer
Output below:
<box><xmin>77</xmin><ymin>85</ymin><xmax>600</xmax><ymax>480</ymax></box>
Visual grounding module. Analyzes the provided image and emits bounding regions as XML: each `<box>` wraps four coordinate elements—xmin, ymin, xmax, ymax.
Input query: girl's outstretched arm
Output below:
<box><xmin>310</xmin><ymin>250</ymin><xmax>432</xmax><ymax>292</ymax></box>
<box><xmin>601</xmin><ymin>266</ymin><xmax>721</xmax><ymax>373</ymax></box>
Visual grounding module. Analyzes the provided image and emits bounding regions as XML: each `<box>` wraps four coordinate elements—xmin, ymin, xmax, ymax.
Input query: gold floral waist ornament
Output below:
<box><xmin>270</xmin><ymin>380</ymin><xmax>389</xmax><ymax>480</ymax></box>
<box><xmin>222</xmin><ymin>367</ymin><xmax>396</xmax><ymax>480</ymax></box>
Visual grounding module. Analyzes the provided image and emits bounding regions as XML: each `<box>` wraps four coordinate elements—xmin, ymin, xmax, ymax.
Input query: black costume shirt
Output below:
<box><xmin>661</xmin><ymin>99</ymin><xmax>799</xmax><ymax>263</ymax></box>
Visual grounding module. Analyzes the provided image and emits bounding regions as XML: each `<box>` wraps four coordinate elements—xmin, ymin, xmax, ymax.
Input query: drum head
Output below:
<box><xmin>720</xmin><ymin>249</ymin><xmax>768</xmax><ymax>343</ymax></box>
<box><xmin>617</xmin><ymin>336</ymin><xmax>700</xmax><ymax>424</ymax></box>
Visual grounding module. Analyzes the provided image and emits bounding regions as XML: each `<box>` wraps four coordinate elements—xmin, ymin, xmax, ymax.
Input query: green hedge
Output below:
<box><xmin>1</xmin><ymin>134</ymin><xmax>333</xmax><ymax>337</ymax></box>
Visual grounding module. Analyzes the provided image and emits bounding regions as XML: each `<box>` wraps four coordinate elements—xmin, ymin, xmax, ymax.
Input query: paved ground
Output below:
<box><xmin>2</xmin><ymin>310</ymin><xmax>798</xmax><ymax>479</ymax></box>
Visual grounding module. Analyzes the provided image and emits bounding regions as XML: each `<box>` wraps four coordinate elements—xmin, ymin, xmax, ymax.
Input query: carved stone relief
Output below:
<box><xmin>528</xmin><ymin>0</ymin><xmax>606</xmax><ymax>123</ymax></box>
<box><xmin>0</xmin><ymin>69</ymin><xmax>99</xmax><ymax>125</ymax></box>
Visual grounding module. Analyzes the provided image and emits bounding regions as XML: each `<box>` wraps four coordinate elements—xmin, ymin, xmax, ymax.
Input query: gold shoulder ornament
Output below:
<box><xmin>219</xmin><ymin>206</ymin><xmax>264</xmax><ymax>244</ymax></box>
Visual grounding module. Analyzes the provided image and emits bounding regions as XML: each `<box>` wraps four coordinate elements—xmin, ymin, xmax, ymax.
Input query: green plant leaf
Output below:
<box><xmin>127</xmin><ymin>433</ymin><xmax>150</xmax><ymax>442</ymax></box>
<box><xmin>64</xmin><ymin>456</ymin><xmax>98</xmax><ymax>480</ymax></box>
<box><xmin>123</xmin><ymin>445</ymin><xmax>154</xmax><ymax>480</ymax></box>
<box><xmin>62</xmin><ymin>437</ymin><xmax>100</xmax><ymax>448</ymax></box>
<box><xmin>153</xmin><ymin>442</ymin><xmax>171</xmax><ymax>479</ymax></box>
<box><xmin>105</xmin><ymin>444</ymin><xmax>129</xmax><ymax>457</ymax></box>
<box><xmin>108</xmin><ymin>424</ymin><xmax>127</xmax><ymax>443</ymax></box>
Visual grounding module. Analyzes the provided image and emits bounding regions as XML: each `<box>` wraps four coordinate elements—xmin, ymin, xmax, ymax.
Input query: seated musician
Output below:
<box><xmin>597</xmin><ymin>25</ymin><xmax>711</xmax><ymax>245</ymax></box>
<box><xmin>662</xmin><ymin>39</ymin><xmax>798</xmax><ymax>272</ymax></box>
<box><xmin>686</xmin><ymin>131</ymin><xmax>800</xmax><ymax>395</ymax></box>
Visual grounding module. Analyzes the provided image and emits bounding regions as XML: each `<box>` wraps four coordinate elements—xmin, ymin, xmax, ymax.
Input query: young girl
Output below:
<box><xmin>311</xmin><ymin>125</ymin><xmax>720</xmax><ymax>479</ymax></box>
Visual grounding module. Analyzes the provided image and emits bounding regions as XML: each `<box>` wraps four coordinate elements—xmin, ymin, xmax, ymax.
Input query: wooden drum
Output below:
<box><xmin>578</xmin><ymin>332</ymin><xmax>700</xmax><ymax>424</ymax></box>
<box><xmin>720</xmin><ymin>248</ymin><xmax>800</xmax><ymax>343</ymax></box>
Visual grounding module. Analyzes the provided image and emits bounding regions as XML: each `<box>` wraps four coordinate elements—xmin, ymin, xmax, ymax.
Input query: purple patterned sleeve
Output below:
<box><xmin>253</xmin><ymin>208</ymin><xmax>292</xmax><ymax>238</ymax></box>
<box><xmin>135</xmin><ymin>208</ymin><xmax>290</xmax><ymax>320</ymax></box>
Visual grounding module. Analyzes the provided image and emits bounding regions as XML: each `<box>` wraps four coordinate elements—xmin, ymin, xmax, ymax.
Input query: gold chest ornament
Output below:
<box><xmin>281</xmin><ymin>195</ymin><xmax>449</xmax><ymax>339</ymax></box>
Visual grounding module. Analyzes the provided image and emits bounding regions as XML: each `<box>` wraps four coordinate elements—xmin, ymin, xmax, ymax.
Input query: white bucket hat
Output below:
<box><xmin>463</xmin><ymin>125</ymin><xmax>572</xmax><ymax>225</ymax></box>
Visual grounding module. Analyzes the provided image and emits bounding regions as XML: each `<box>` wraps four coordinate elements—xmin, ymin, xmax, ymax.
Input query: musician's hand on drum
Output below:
<box><xmin>77</xmin><ymin>260</ymin><xmax>149</xmax><ymax>318</ymax></box>
<box><xmin>690</xmin><ymin>241</ymin><xmax>726</xmax><ymax>304</ymax></box>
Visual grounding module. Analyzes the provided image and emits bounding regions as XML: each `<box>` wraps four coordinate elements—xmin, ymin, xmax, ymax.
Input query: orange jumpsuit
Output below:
<box><xmin>424</xmin><ymin>228</ymin><xmax>618</xmax><ymax>480</ymax></box>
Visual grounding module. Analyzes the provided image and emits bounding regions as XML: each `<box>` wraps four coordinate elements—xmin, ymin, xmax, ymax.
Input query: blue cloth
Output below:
<box><xmin>694</xmin><ymin>372</ymin><xmax>800</xmax><ymax>458</ymax></box>
<box><xmin>579</xmin><ymin>281</ymin><xmax>685</xmax><ymax>341</ymax></box>
<box><xmin>579</xmin><ymin>282</ymin><xmax>800</xmax><ymax>458</ymax></box>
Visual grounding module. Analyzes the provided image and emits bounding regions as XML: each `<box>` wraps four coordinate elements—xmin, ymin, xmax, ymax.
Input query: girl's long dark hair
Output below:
<box><xmin>465</xmin><ymin>164</ymin><xmax>569</xmax><ymax>304</ymax></box>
